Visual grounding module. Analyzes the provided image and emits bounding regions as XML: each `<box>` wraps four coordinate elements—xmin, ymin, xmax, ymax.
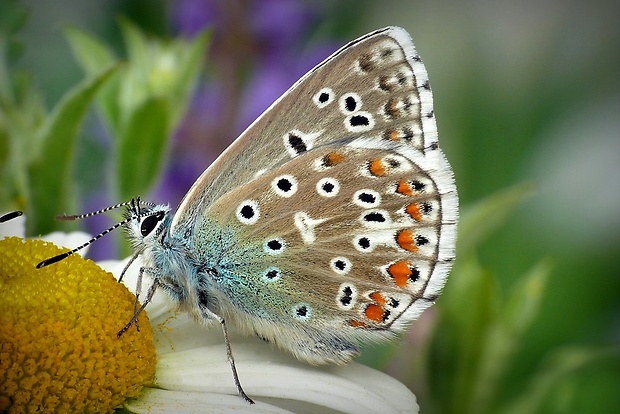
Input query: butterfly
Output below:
<box><xmin>39</xmin><ymin>26</ymin><xmax>458</xmax><ymax>403</ymax></box>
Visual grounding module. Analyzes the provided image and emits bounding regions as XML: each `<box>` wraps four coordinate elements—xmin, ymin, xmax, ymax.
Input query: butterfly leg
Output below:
<box><xmin>117</xmin><ymin>268</ymin><xmax>160</xmax><ymax>337</ymax></box>
<box><xmin>200</xmin><ymin>306</ymin><xmax>255</xmax><ymax>404</ymax></box>
<box><xmin>117</xmin><ymin>252</ymin><xmax>139</xmax><ymax>283</ymax></box>
<box><xmin>130</xmin><ymin>262</ymin><xmax>145</xmax><ymax>332</ymax></box>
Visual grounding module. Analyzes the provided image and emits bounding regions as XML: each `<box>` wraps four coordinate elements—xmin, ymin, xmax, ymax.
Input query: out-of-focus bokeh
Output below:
<box><xmin>2</xmin><ymin>0</ymin><xmax>618</xmax><ymax>413</ymax></box>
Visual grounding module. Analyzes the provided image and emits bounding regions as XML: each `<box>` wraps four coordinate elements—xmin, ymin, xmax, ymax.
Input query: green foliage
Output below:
<box><xmin>414</xmin><ymin>186</ymin><xmax>618</xmax><ymax>414</ymax></box>
<box><xmin>0</xmin><ymin>16</ymin><xmax>210</xmax><ymax>235</ymax></box>
<box><xmin>116</xmin><ymin>96</ymin><xmax>170</xmax><ymax>199</ymax></box>
<box><xmin>421</xmin><ymin>187</ymin><xmax>547</xmax><ymax>413</ymax></box>
<box><xmin>27</xmin><ymin>65</ymin><xmax>118</xmax><ymax>235</ymax></box>
<box><xmin>457</xmin><ymin>183</ymin><xmax>536</xmax><ymax>257</ymax></box>
<box><xmin>65</xmin><ymin>19</ymin><xmax>211</xmax><ymax>202</ymax></box>
<box><xmin>0</xmin><ymin>1</ymin><xmax>118</xmax><ymax>234</ymax></box>
<box><xmin>501</xmin><ymin>346</ymin><xmax>620</xmax><ymax>414</ymax></box>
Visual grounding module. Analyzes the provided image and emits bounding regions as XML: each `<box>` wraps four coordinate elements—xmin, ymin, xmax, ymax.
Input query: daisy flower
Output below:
<box><xmin>0</xmin><ymin>214</ymin><xmax>155</xmax><ymax>413</ymax></box>
<box><xmin>1</xmin><ymin>213</ymin><xmax>418</xmax><ymax>413</ymax></box>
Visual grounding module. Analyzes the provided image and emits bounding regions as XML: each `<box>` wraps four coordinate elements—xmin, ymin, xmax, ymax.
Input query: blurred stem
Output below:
<box><xmin>469</xmin><ymin>259</ymin><xmax>551</xmax><ymax>413</ymax></box>
<box><xmin>458</xmin><ymin>183</ymin><xmax>535</xmax><ymax>257</ymax></box>
<box><xmin>500</xmin><ymin>346</ymin><xmax>620</xmax><ymax>414</ymax></box>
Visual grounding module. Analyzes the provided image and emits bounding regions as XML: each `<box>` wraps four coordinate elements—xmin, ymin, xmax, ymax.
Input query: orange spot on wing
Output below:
<box><xmin>369</xmin><ymin>159</ymin><xmax>387</xmax><ymax>176</ymax></box>
<box><xmin>396</xmin><ymin>179</ymin><xmax>413</xmax><ymax>196</ymax></box>
<box><xmin>369</xmin><ymin>291</ymin><xmax>388</xmax><ymax>306</ymax></box>
<box><xmin>387</xmin><ymin>129</ymin><xmax>400</xmax><ymax>141</ymax></box>
<box><xmin>396</xmin><ymin>229</ymin><xmax>418</xmax><ymax>252</ymax></box>
<box><xmin>385</xmin><ymin>98</ymin><xmax>401</xmax><ymax>118</ymax></box>
<box><xmin>406</xmin><ymin>203</ymin><xmax>423</xmax><ymax>221</ymax></box>
<box><xmin>348</xmin><ymin>320</ymin><xmax>369</xmax><ymax>328</ymax></box>
<box><xmin>388</xmin><ymin>260</ymin><xmax>413</xmax><ymax>288</ymax></box>
<box><xmin>364</xmin><ymin>304</ymin><xmax>385</xmax><ymax>323</ymax></box>
<box><xmin>324</xmin><ymin>152</ymin><xmax>345</xmax><ymax>166</ymax></box>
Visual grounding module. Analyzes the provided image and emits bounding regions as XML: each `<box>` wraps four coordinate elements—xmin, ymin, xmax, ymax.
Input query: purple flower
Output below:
<box><xmin>173</xmin><ymin>0</ymin><xmax>219</xmax><ymax>37</ymax></box>
<box><xmin>81</xmin><ymin>193</ymin><xmax>116</xmax><ymax>261</ymax></box>
<box><xmin>164</xmin><ymin>0</ymin><xmax>337</xmax><ymax>211</ymax></box>
<box><xmin>236</xmin><ymin>42</ymin><xmax>339</xmax><ymax>134</ymax></box>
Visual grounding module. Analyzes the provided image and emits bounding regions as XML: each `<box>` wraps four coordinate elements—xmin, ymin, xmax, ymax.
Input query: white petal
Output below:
<box><xmin>152</xmin><ymin>334</ymin><xmax>418</xmax><ymax>413</ymax></box>
<box><xmin>35</xmin><ymin>231</ymin><xmax>92</xmax><ymax>255</ymax></box>
<box><xmin>124</xmin><ymin>388</ymin><xmax>294</xmax><ymax>413</ymax></box>
<box><xmin>98</xmin><ymin>256</ymin><xmax>176</xmax><ymax>321</ymax></box>
<box><xmin>152</xmin><ymin>313</ymin><xmax>223</xmax><ymax>355</ymax></box>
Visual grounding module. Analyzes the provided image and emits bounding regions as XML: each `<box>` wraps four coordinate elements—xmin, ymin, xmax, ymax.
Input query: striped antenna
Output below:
<box><xmin>36</xmin><ymin>216</ymin><xmax>133</xmax><ymax>268</ymax></box>
<box><xmin>36</xmin><ymin>197</ymin><xmax>154</xmax><ymax>268</ymax></box>
<box><xmin>55</xmin><ymin>199</ymin><xmax>154</xmax><ymax>221</ymax></box>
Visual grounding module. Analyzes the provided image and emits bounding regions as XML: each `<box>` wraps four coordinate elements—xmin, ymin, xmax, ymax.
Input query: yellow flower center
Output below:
<box><xmin>0</xmin><ymin>237</ymin><xmax>156</xmax><ymax>413</ymax></box>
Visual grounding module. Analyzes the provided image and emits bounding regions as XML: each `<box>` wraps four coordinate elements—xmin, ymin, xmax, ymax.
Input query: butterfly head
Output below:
<box><xmin>123</xmin><ymin>201</ymin><xmax>172</xmax><ymax>253</ymax></box>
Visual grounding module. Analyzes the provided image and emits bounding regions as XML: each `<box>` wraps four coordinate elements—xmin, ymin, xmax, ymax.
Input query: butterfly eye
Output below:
<box><xmin>141</xmin><ymin>212</ymin><xmax>164</xmax><ymax>237</ymax></box>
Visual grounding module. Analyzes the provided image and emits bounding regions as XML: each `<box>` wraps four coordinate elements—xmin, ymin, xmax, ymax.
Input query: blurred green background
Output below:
<box><xmin>1</xmin><ymin>1</ymin><xmax>618</xmax><ymax>413</ymax></box>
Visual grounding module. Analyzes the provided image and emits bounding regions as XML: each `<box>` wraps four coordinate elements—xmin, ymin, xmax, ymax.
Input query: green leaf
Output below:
<box><xmin>27</xmin><ymin>64</ymin><xmax>118</xmax><ymax>235</ymax></box>
<box><xmin>119</xmin><ymin>17</ymin><xmax>149</xmax><ymax>69</ymax></box>
<box><xmin>116</xmin><ymin>18</ymin><xmax>151</xmax><ymax>125</ymax></box>
<box><xmin>167</xmin><ymin>29</ymin><xmax>211</xmax><ymax>126</ymax></box>
<box><xmin>112</xmin><ymin>20</ymin><xmax>210</xmax><ymax>202</ymax></box>
<box><xmin>500</xmin><ymin>346</ymin><xmax>620</xmax><ymax>414</ymax></box>
<box><xmin>498</xmin><ymin>260</ymin><xmax>551</xmax><ymax>337</ymax></box>
<box><xmin>469</xmin><ymin>260</ymin><xmax>552</xmax><ymax>413</ymax></box>
<box><xmin>426</xmin><ymin>257</ymin><xmax>500</xmax><ymax>414</ymax></box>
<box><xmin>64</xmin><ymin>26</ymin><xmax>123</xmax><ymax>137</ymax></box>
<box><xmin>116</xmin><ymin>96</ymin><xmax>169</xmax><ymax>201</ymax></box>
<box><xmin>63</xmin><ymin>26</ymin><xmax>116</xmax><ymax>76</ymax></box>
<box><xmin>0</xmin><ymin>67</ymin><xmax>46</xmax><ymax>211</ymax></box>
<box><xmin>116</xmin><ymin>18</ymin><xmax>210</xmax><ymax>130</ymax></box>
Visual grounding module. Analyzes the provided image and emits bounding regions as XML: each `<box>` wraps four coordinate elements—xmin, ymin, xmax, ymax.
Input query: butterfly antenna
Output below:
<box><xmin>36</xmin><ymin>197</ymin><xmax>155</xmax><ymax>269</ymax></box>
<box><xmin>36</xmin><ymin>216</ymin><xmax>134</xmax><ymax>268</ymax></box>
<box><xmin>0</xmin><ymin>210</ymin><xmax>23</xmax><ymax>223</ymax></box>
<box><xmin>55</xmin><ymin>198</ymin><xmax>155</xmax><ymax>221</ymax></box>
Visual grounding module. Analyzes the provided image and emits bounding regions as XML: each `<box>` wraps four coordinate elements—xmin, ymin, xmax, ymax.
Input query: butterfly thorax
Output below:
<box><xmin>124</xmin><ymin>205</ymin><xmax>202</xmax><ymax>313</ymax></box>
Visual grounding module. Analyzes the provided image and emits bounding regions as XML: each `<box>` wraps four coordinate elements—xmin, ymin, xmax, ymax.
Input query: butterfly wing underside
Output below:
<box><xmin>172</xmin><ymin>27</ymin><xmax>458</xmax><ymax>364</ymax></box>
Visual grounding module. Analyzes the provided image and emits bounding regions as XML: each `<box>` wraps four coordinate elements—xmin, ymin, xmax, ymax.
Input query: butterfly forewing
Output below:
<box><xmin>173</xmin><ymin>27</ymin><xmax>440</xmax><ymax>230</ymax></box>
